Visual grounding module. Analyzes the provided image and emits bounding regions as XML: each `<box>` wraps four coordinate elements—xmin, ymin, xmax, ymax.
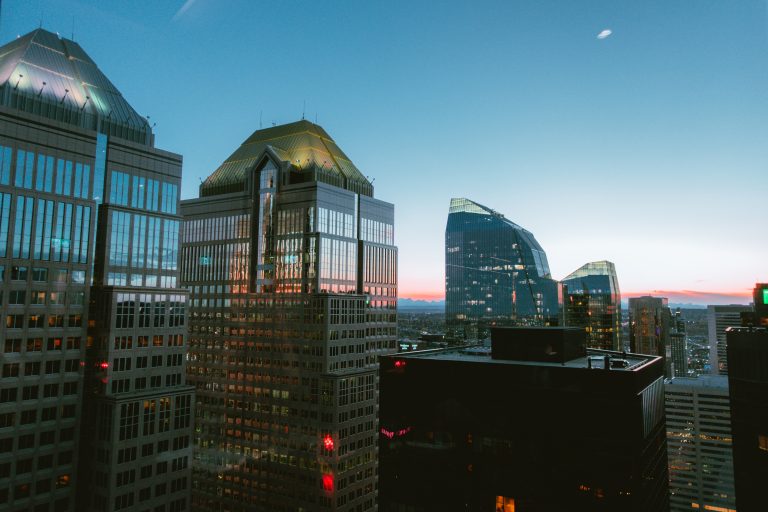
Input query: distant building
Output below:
<box><xmin>445</xmin><ymin>198</ymin><xmax>560</xmax><ymax>339</ymax></box>
<box><xmin>562</xmin><ymin>260</ymin><xmax>621</xmax><ymax>351</ymax></box>
<box><xmin>629</xmin><ymin>296</ymin><xmax>672</xmax><ymax>376</ymax></box>
<box><xmin>665</xmin><ymin>375</ymin><xmax>735</xmax><ymax>512</ymax></box>
<box><xmin>707</xmin><ymin>304</ymin><xmax>752</xmax><ymax>375</ymax></box>
<box><xmin>670</xmin><ymin>309</ymin><xmax>688</xmax><ymax>377</ymax></box>
<box><xmin>379</xmin><ymin>327</ymin><xmax>669</xmax><ymax>511</ymax></box>
<box><xmin>726</xmin><ymin>326</ymin><xmax>768</xmax><ymax>512</ymax></box>
<box><xmin>751</xmin><ymin>283</ymin><xmax>768</xmax><ymax>326</ymax></box>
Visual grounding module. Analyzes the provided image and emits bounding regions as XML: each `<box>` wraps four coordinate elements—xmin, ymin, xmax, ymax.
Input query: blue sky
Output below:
<box><xmin>3</xmin><ymin>0</ymin><xmax>766</xmax><ymax>303</ymax></box>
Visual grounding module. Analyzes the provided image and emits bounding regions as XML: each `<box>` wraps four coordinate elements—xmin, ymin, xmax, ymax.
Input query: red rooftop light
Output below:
<box><xmin>99</xmin><ymin>362</ymin><xmax>109</xmax><ymax>370</ymax></box>
<box><xmin>323</xmin><ymin>434</ymin><xmax>334</xmax><ymax>451</ymax></box>
<box><xmin>394</xmin><ymin>360</ymin><xmax>406</xmax><ymax>369</ymax></box>
<box><xmin>322</xmin><ymin>473</ymin><xmax>334</xmax><ymax>492</ymax></box>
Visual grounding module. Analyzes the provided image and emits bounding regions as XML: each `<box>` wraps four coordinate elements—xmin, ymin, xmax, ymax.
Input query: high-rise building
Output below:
<box><xmin>0</xmin><ymin>28</ymin><xmax>192</xmax><ymax>512</ymax></box>
<box><xmin>379</xmin><ymin>327</ymin><xmax>669</xmax><ymax>511</ymax></box>
<box><xmin>629</xmin><ymin>296</ymin><xmax>672</xmax><ymax>376</ymax></box>
<box><xmin>665</xmin><ymin>375</ymin><xmax>735</xmax><ymax>512</ymax></box>
<box><xmin>561</xmin><ymin>260</ymin><xmax>621</xmax><ymax>351</ymax></box>
<box><xmin>751</xmin><ymin>283</ymin><xmax>768</xmax><ymax>326</ymax></box>
<box><xmin>670</xmin><ymin>309</ymin><xmax>688</xmax><ymax>377</ymax></box>
<box><xmin>726</xmin><ymin>325</ymin><xmax>768</xmax><ymax>512</ymax></box>
<box><xmin>180</xmin><ymin>120</ymin><xmax>397</xmax><ymax>511</ymax></box>
<box><xmin>445</xmin><ymin>198</ymin><xmax>560</xmax><ymax>339</ymax></box>
<box><xmin>707</xmin><ymin>304</ymin><xmax>752</xmax><ymax>375</ymax></box>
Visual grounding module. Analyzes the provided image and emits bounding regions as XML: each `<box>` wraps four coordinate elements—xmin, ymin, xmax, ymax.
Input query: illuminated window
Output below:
<box><xmin>495</xmin><ymin>496</ymin><xmax>515</xmax><ymax>512</ymax></box>
<box><xmin>759</xmin><ymin>434</ymin><xmax>768</xmax><ymax>452</ymax></box>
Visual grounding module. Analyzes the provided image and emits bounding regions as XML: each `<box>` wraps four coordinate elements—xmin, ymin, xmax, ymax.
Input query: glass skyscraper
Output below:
<box><xmin>180</xmin><ymin>120</ymin><xmax>397</xmax><ymax>511</ymax></box>
<box><xmin>629</xmin><ymin>296</ymin><xmax>672</xmax><ymax>377</ymax></box>
<box><xmin>562</xmin><ymin>260</ymin><xmax>621</xmax><ymax>351</ymax></box>
<box><xmin>445</xmin><ymin>198</ymin><xmax>560</xmax><ymax>338</ymax></box>
<box><xmin>0</xmin><ymin>29</ymin><xmax>192</xmax><ymax>512</ymax></box>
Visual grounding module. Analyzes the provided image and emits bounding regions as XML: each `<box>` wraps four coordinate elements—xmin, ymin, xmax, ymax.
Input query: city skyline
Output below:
<box><xmin>3</xmin><ymin>0</ymin><xmax>765</xmax><ymax>305</ymax></box>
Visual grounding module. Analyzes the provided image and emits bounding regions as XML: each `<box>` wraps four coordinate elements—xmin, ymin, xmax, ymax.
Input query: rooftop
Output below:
<box><xmin>392</xmin><ymin>345</ymin><xmax>658</xmax><ymax>372</ymax></box>
<box><xmin>0</xmin><ymin>29</ymin><xmax>151</xmax><ymax>144</ymax></box>
<box><xmin>200</xmin><ymin>120</ymin><xmax>372</xmax><ymax>197</ymax></box>
<box><xmin>666</xmin><ymin>375</ymin><xmax>729</xmax><ymax>389</ymax></box>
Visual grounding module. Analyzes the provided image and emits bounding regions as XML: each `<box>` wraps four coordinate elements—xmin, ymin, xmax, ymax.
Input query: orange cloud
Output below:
<box><xmin>624</xmin><ymin>289</ymin><xmax>753</xmax><ymax>305</ymax></box>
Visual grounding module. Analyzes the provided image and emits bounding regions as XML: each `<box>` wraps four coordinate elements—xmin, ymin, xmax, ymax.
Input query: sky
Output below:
<box><xmin>3</xmin><ymin>0</ymin><xmax>766</xmax><ymax>305</ymax></box>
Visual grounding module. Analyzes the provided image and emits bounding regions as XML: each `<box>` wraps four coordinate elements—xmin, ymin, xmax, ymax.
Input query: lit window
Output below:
<box><xmin>495</xmin><ymin>496</ymin><xmax>515</xmax><ymax>512</ymax></box>
<box><xmin>759</xmin><ymin>434</ymin><xmax>768</xmax><ymax>452</ymax></box>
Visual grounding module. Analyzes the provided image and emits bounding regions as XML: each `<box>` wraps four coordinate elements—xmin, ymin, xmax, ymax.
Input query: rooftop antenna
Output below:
<box><xmin>302</xmin><ymin>100</ymin><xmax>305</xmax><ymax>120</ymax></box>
<box><xmin>315</xmin><ymin>112</ymin><xmax>318</xmax><ymax>124</ymax></box>
<box><xmin>71</xmin><ymin>16</ymin><xmax>74</xmax><ymax>40</ymax></box>
<box><xmin>259</xmin><ymin>110</ymin><xmax>263</xmax><ymax>129</ymax></box>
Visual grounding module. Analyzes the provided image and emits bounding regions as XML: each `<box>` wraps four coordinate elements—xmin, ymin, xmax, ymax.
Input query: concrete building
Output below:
<box><xmin>180</xmin><ymin>120</ymin><xmax>397</xmax><ymax>511</ymax></box>
<box><xmin>708</xmin><ymin>304</ymin><xmax>752</xmax><ymax>375</ymax></box>
<box><xmin>0</xmin><ymin>28</ymin><xmax>192</xmax><ymax>512</ymax></box>
<box><xmin>726</xmin><ymin>326</ymin><xmax>768</xmax><ymax>512</ymax></box>
<box><xmin>379</xmin><ymin>327</ymin><xmax>669</xmax><ymax>511</ymax></box>
<box><xmin>665</xmin><ymin>375</ymin><xmax>735</xmax><ymax>512</ymax></box>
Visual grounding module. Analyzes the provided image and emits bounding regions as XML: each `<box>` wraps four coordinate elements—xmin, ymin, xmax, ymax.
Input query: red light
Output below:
<box><xmin>394</xmin><ymin>360</ymin><xmax>406</xmax><ymax>368</ymax></box>
<box><xmin>323</xmin><ymin>434</ymin><xmax>334</xmax><ymax>451</ymax></box>
<box><xmin>99</xmin><ymin>362</ymin><xmax>109</xmax><ymax>369</ymax></box>
<box><xmin>322</xmin><ymin>474</ymin><xmax>334</xmax><ymax>492</ymax></box>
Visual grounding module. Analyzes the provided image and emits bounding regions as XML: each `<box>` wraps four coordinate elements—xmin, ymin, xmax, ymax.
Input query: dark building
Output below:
<box><xmin>562</xmin><ymin>260</ymin><xmax>621</xmax><ymax>351</ymax></box>
<box><xmin>629</xmin><ymin>296</ymin><xmax>672</xmax><ymax>376</ymax></box>
<box><xmin>445</xmin><ymin>198</ymin><xmax>560</xmax><ymax>340</ymax></box>
<box><xmin>180</xmin><ymin>120</ymin><xmax>397</xmax><ymax>511</ymax></box>
<box><xmin>379</xmin><ymin>327</ymin><xmax>669</xmax><ymax>511</ymax></box>
<box><xmin>726</xmin><ymin>325</ymin><xmax>768</xmax><ymax>512</ymax></box>
<box><xmin>0</xmin><ymin>29</ymin><xmax>192</xmax><ymax>512</ymax></box>
<box><xmin>670</xmin><ymin>309</ymin><xmax>688</xmax><ymax>377</ymax></box>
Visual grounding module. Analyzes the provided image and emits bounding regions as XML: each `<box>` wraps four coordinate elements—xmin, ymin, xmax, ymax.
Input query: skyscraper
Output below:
<box><xmin>665</xmin><ymin>375</ymin><xmax>735</xmax><ymax>512</ymax></box>
<box><xmin>379</xmin><ymin>327</ymin><xmax>669</xmax><ymax>511</ymax></box>
<box><xmin>561</xmin><ymin>260</ymin><xmax>621</xmax><ymax>351</ymax></box>
<box><xmin>180</xmin><ymin>120</ymin><xmax>397</xmax><ymax>511</ymax></box>
<box><xmin>0</xmin><ymin>29</ymin><xmax>192</xmax><ymax>512</ymax></box>
<box><xmin>629</xmin><ymin>296</ymin><xmax>672</xmax><ymax>376</ymax></box>
<box><xmin>445</xmin><ymin>198</ymin><xmax>560</xmax><ymax>339</ymax></box>
<box><xmin>707</xmin><ymin>304</ymin><xmax>752</xmax><ymax>375</ymax></box>
<box><xmin>670</xmin><ymin>309</ymin><xmax>688</xmax><ymax>377</ymax></box>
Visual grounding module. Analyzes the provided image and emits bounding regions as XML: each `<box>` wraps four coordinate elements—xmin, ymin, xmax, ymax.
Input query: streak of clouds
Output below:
<box><xmin>597</xmin><ymin>29</ymin><xmax>612</xmax><ymax>39</ymax></box>
<box><xmin>172</xmin><ymin>0</ymin><xmax>197</xmax><ymax>22</ymax></box>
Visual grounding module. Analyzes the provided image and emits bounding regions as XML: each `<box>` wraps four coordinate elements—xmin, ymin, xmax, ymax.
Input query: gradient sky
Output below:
<box><xmin>3</xmin><ymin>0</ymin><xmax>766</xmax><ymax>304</ymax></box>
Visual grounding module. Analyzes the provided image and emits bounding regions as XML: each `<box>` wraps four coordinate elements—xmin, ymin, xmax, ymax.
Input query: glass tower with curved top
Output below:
<box><xmin>445</xmin><ymin>198</ymin><xmax>560</xmax><ymax>338</ymax></box>
<box><xmin>562</xmin><ymin>260</ymin><xmax>622</xmax><ymax>351</ymax></box>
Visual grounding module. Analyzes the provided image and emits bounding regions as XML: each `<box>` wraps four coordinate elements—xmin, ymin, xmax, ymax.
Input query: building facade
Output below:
<box><xmin>379</xmin><ymin>327</ymin><xmax>669</xmax><ymax>511</ymax></box>
<box><xmin>707</xmin><ymin>304</ymin><xmax>752</xmax><ymax>376</ymax></box>
<box><xmin>180</xmin><ymin>120</ymin><xmax>397</xmax><ymax>512</ymax></box>
<box><xmin>629</xmin><ymin>296</ymin><xmax>672</xmax><ymax>376</ymax></box>
<box><xmin>561</xmin><ymin>260</ymin><xmax>621</xmax><ymax>351</ymax></box>
<box><xmin>0</xmin><ymin>28</ymin><xmax>192</xmax><ymax>512</ymax></box>
<box><xmin>665</xmin><ymin>375</ymin><xmax>735</xmax><ymax>512</ymax></box>
<box><xmin>445</xmin><ymin>198</ymin><xmax>560</xmax><ymax>339</ymax></box>
<box><xmin>670</xmin><ymin>309</ymin><xmax>688</xmax><ymax>378</ymax></box>
<box><xmin>726</xmin><ymin>326</ymin><xmax>768</xmax><ymax>512</ymax></box>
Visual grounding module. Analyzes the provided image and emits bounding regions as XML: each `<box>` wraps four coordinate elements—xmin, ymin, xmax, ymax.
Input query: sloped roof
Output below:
<box><xmin>0</xmin><ymin>29</ymin><xmax>151</xmax><ymax>143</ymax></box>
<box><xmin>562</xmin><ymin>261</ymin><xmax>617</xmax><ymax>281</ymax></box>
<box><xmin>200</xmin><ymin>120</ymin><xmax>371</xmax><ymax>196</ymax></box>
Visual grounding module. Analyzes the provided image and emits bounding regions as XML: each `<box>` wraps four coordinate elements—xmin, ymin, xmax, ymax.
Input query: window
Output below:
<box><xmin>3</xmin><ymin>339</ymin><xmax>20</xmax><ymax>353</ymax></box>
<box><xmin>109</xmin><ymin>171</ymin><xmax>130</xmax><ymax>205</ymax></box>
<box><xmin>759</xmin><ymin>434</ymin><xmax>768</xmax><ymax>452</ymax></box>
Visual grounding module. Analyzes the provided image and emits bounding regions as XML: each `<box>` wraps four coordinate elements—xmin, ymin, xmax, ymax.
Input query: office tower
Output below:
<box><xmin>670</xmin><ymin>309</ymin><xmax>688</xmax><ymax>377</ymax></box>
<box><xmin>629</xmin><ymin>296</ymin><xmax>672</xmax><ymax>376</ymax></box>
<box><xmin>180</xmin><ymin>120</ymin><xmax>397</xmax><ymax>511</ymax></box>
<box><xmin>665</xmin><ymin>375</ymin><xmax>735</xmax><ymax>512</ymax></box>
<box><xmin>707</xmin><ymin>304</ymin><xmax>752</xmax><ymax>375</ymax></box>
<box><xmin>561</xmin><ymin>260</ymin><xmax>621</xmax><ymax>351</ymax></box>
<box><xmin>445</xmin><ymin>198</ymin><xmax>560</xmax><ymax>339</ymax></box>
<box><xmin>379</xmin><ymin>327</ymin><xmax>668</xmax><ymax>511</ymax></box>
<box><xmin>726</xmin><ymin>326</ymin><xmax>768</xmax><ymax>511</ymax></box>
<box><xmin>0</xmin><ymin>28</ymin><xmax>192</xmax><ymax>512</ymax></box>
